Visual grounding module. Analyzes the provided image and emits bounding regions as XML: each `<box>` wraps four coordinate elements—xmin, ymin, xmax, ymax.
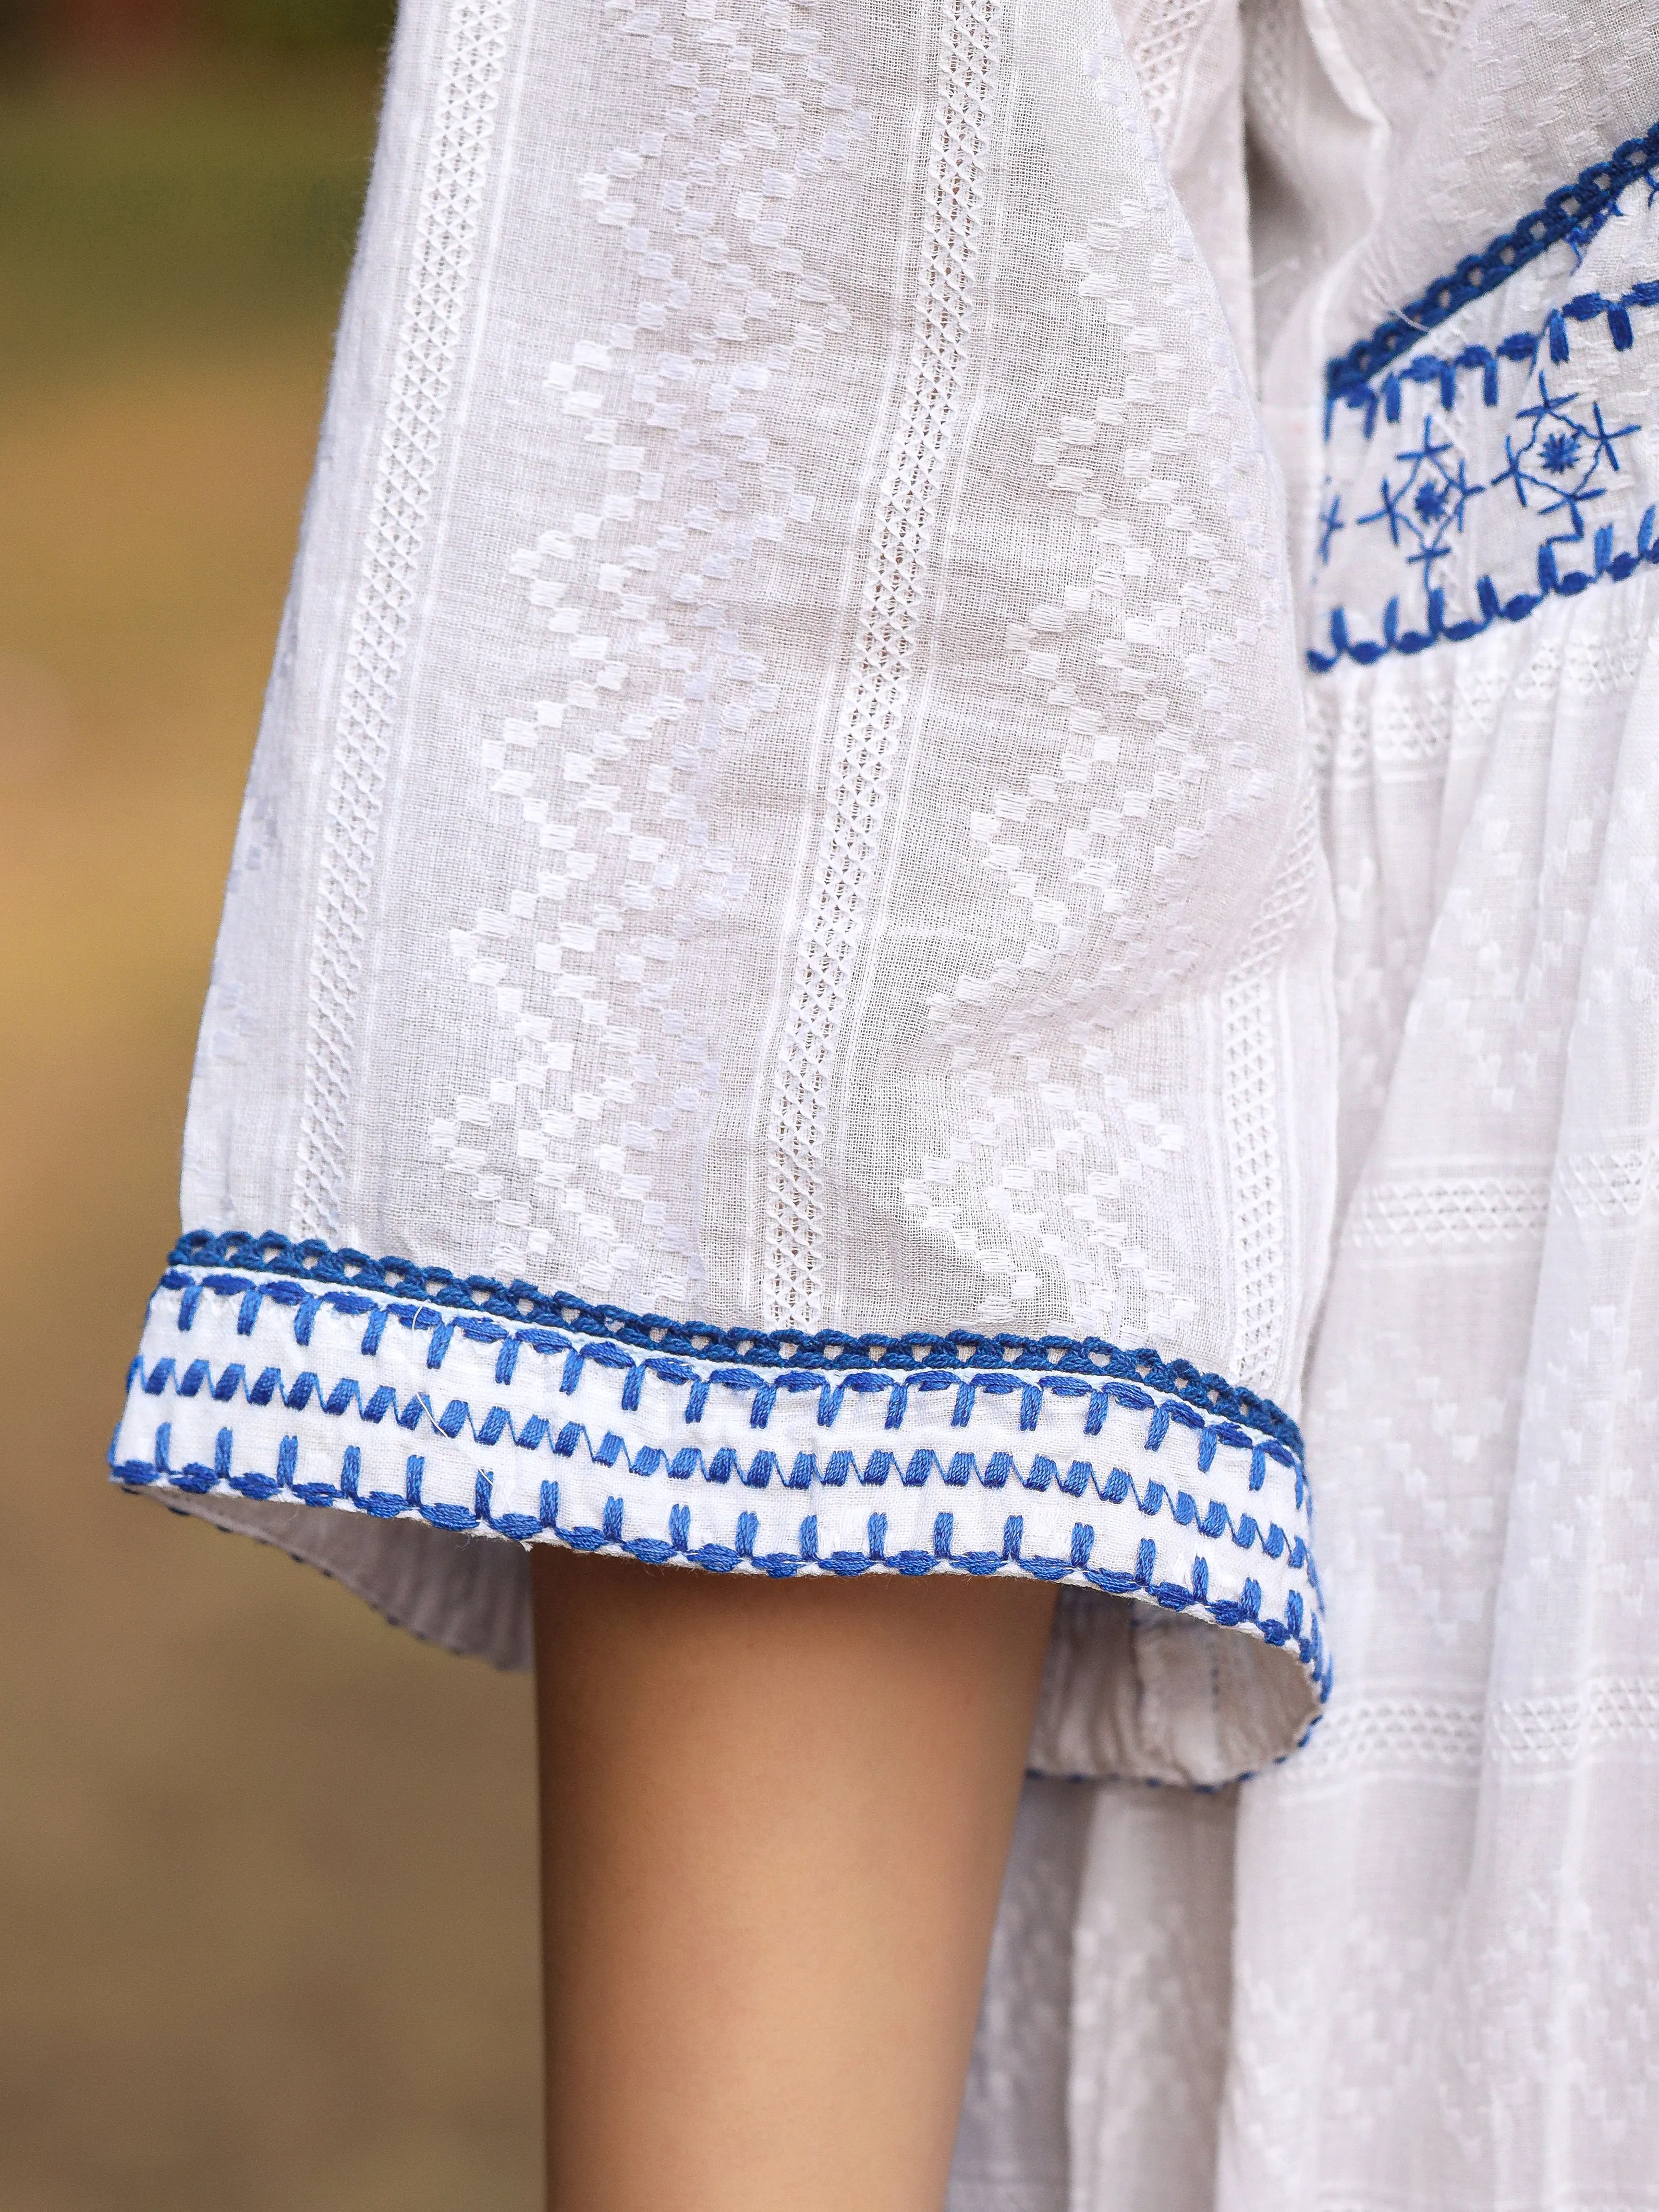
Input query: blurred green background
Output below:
<box><xmin>0</xmin><ymin>6</ymin><xmax>541</xmax><ymax>2206</ymax></box>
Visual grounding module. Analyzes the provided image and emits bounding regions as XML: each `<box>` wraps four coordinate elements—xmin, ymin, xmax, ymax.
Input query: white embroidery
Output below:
<box><xmin>760</xmin><ymin>0</ymin><xmax>1004</xmax><ymax>1328</ymax></box>
<box><xmin>429</xmin><ymin>0</ymin><xmax>871</xmax><ymax>1303</ymax></box>
<box><xmin>1413</xmin><ymin>0</ymin><xmax>1479</xmax><ymax>55</ymax></box>
<box><xmin>294</xmin><ymin>0</ymin><xmax>516</xmax><ymax>1236</ymax></box>
<box><xmin>1343</xmin><ymin>1172</ymin><xmax>1554</xmax><ymax>1249</ymax></box>
<box><xmin>907</xmin><ymin>23</ymin><xmax>1295</xmax><ymax>1344</ymax></box>
<box><xmin>1279</xmin><ymin>1682</ymin><xmax>1659</xmax><ymax>1788</ymax></box>
<box><xmin>1123</xmin><ymin>0</ymin><xmax>1208</xmax><ymax>146</ymax></box>
<box><xmin>1554</xmin><ymin>1145</ymin><xmax>1659</xmax><ymax>1222</ymax></box>
<box><xmin>1223</xmin><ymin>790</ymin><xmax>1320</xmax><ymax>1384</ymax></box>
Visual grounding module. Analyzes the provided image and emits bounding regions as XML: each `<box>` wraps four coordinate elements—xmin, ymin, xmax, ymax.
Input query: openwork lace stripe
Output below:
<box><xmin>1126</xmin><ymin>0</ymin><xmax>1205</xmax><ymax>147</ymax></box>
<box><xmin>1222</xmin><ymin>789</ymin><xmax>1319</xmax><ymax>1389</ymax></box>
<box><xmin>292</xmin><ymin>0</ymin><xmax>514</xmax><ymax>1236</ymax></box>
<box><xmin>761</xmin><ymin>0</ymin><xmax>1003</xmax><ymax>1328</ymax></box>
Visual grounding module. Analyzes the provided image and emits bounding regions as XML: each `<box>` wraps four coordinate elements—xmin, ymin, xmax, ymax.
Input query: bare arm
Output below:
<box><xmin>533</xmin><ymin>1551</ymin><xmax>1056</xmax><ymax>2212</ymax></box>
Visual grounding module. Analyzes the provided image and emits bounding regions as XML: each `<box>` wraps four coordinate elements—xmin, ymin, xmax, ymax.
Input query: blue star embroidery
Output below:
<box><xmin>1492</xmin><ymin>372</ymin><xmax>1639</xmax><ymax>538</ymax></box>
<box><xmin>1357</xmin><ymin>414</ymin><xmax>1485</xmax><ymax>581</ymax></box>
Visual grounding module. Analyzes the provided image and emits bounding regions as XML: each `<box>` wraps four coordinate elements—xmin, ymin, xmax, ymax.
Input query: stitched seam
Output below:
<box><xmin>760</xmin><ymin>0</ymin><xmax>1003</xmax><ymax>1327</ymax></box>
<box><xmin>292</xmin><ymin>0</ymin><xmax>514</xmax><ymax>1235</ymax></box>
<box><xmin>167</xmin><ymin>1230</ymin><xmax>1303</xmax><ymax>1444</ymax></box>
<box><xmin>1325</xmin><ymin>115</ymin><xmax>1659</xmax><ymax>400</ymax></box>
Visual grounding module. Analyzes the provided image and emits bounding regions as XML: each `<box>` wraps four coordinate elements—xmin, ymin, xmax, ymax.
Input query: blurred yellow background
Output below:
<box><xmin>0</xmin><ymin>33</ymin><xmax>541</xmax><ymax>2209</ymax></box>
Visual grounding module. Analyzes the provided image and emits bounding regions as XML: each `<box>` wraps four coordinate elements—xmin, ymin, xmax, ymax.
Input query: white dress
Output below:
<box><xmin>109</xmin><ymin>0</ymin><xmax>1659</xmax><ymax>2202</ymax></box>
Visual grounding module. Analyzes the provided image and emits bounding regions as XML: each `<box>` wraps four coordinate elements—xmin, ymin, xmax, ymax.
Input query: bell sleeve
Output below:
<box><xmin>111</xmin><ymin>0</ymin><xmax>1336</xmax><ymax>1784</ymax></box>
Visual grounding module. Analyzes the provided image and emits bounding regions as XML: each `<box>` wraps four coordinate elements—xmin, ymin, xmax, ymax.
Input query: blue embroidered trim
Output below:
<box><xmin>1326</xmin><ymin>281</ymin><xmax>1659</xmax><ymax>441</ymax></box>
<box><xmin>120</xmin><ymin>1347</ymin><xmax>1308</xmax><ymax>1558</ymax></box>
<box><xmin>169</xmin><ymin>1229</ymin><xmax>1301</xmax><ymax>1454</ymax></box>
<box><xmin>114</xmin><ymin>1442</ymin><xmax>1320</xmax><ymax>1657</ymax></box>
<box><xmin>1312</xmin><ymin>149</ymin><xmax>1659</xmax><ymax>673</ymax></box>
<box><xmin>1308</xmin><ymin>502</ymin><xmax>1659</xmax><ymax>669</ymax></box>
<box><xmin>115</xmin><ymin>1253</ymin><xmax>1330</xmax><ymax>1687</ymax></box>
<box><xmin>137</xmin><ymin>1268</ymin><xmax>1303</xmax><ymax>1494</ymax></box>
<box><xmin>1326</xmin><ymin>117</ymin><xmax>1659</xmax><ymax>404</ymax></box>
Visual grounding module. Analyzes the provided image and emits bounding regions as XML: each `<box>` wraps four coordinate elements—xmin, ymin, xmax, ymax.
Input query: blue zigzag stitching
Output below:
<box><xmin>121</xmin><ymin>1355</ymin><xmax>1309</xmax><ymax>1564</ymax></box>
<box><xmin>166</xmin><ymin>1229</ymin><xmax>1302</xmax><ymax>1455</ymax></box>
<box><xmin>1326</xmin><ymin>116</ymin><xmax>1659</xmax><ymax>407</ymax></box>
<box><xmin>112</xmin><ymin>1441</ymin><xmax>1328</xmax><ymax>1686</ymax></box>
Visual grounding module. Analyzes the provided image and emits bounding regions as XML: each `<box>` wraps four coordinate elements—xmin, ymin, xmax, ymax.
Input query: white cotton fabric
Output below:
<box><xmin>119</xmin><ymin>0</ymin><xmax>1339</xmax><ymax>1775</ymax></box>
<box><xmin>112</xmin><ymin>0</ymin><xmax>1659</xmax><ymax>2201</ymax></box>
<box><xmin>960</xmin><ymin>4</ymin><xmax>1659</xmax><ymax>2210</ymax></box>
<box><xmin>182</xmin><ymin>0</ymin><xmax>1329</xmax><ymax>1378</ymax></box>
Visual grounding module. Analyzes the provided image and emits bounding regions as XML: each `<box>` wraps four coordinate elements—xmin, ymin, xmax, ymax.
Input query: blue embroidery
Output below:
<box><xmin>1355</xmin><ymin>412</ymin><xmax>1485</xmax><ymax>587</ymax></box>
<box><xmin>119</xmin><ymin>1345</ymin><xmax>1308</xmax><ymax>1561</ymax></box>
<box><xmin>1492</xmin><ymin>375</ymin><xmax>1639</xmax><ymax>530</ymax></box>
<box><xmin>1310</xmin><ymin>506</ymin><xmax>1658</xmax><ymax>668</ymax></box>
<box><xmin>167</xmin><ymin>1229</ymin><xmax>1302</xmax><ymax>1454</ymax></box>
<box><xmin>113</xmin><ymin>1437</ymin><xmax>1324</xmax><ymax>1671</ymax></box>
<box><xmin>112</xmin><ymin>1239</ymin><xmax>1330</xmax><ymax>1694</ymax></box>
<box><xmin>1312</xmin><ymin>124</ymin><xmax>1659</xmax><ymax>673</ymax></box>
<box><xmin>1328</xmin><ymin>285</ymin><xmax>1659</xmax><ymax>443</ymax></box>
<box><xmin>1317</xmin><ymin>491</ymin><xmax>1346</xmax><ymax>565</ymax></box>
<box><xmin>133</xmin><ymin>1263</ymin><xmax>1303</xmax><ymax>1494</ymax></box>
<box><xmin>1325</xmin><ymin>117</ymin><xmax>1659</xmax><ymax>403</ymax></box>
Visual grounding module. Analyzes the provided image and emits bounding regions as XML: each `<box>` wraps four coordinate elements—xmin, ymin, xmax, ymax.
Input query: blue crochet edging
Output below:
<box><xmin>1326</xmin><ymin>116</ymin><xmax>1659</xmax><ymax>405</ymax></box>
<box><xmin>168</xmin><ymin>1230</ymin><xmax>1302</xmax><ymax>1454</ymax></box>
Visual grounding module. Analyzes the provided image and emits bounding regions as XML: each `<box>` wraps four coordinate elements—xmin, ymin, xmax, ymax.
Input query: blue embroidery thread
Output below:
<box><xmin>110</xmin><ymin>1236</ymin><xmax>1328</xmax><ymax>1688</ymax></box>
<box><xmin>1328</xmin><ymin>282</ymin><xmax>1659</xmax><ymax>442</ymax></box>
<box><xmin>1352</xmin><ymin>412</ymin><xmax>1486</xmax><ymax>590</ymax></box>
<box><xmin>119</xmin><ymin>1342</ymin><xmax>1308</xmax><ymax>1562</ymax></box>
<box><xmin>1326</xmin><ymin>117</ymin><xmax>1659</xmax><ymax>404</ymax></box>
<box><xmin>1312</xmin><ymin>126</ymin><xmax>1659</xmax><ymax>673</ymax></box>
<box><xmin>116</xmin><ymin>1426</ymin><xmax>1315</xmax><ymax>1655</ymax></box>
<box><xmin>164</xmin><ymin>1229</ymin><xmax>1301</xmax><ymax>1450</ymax></box>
